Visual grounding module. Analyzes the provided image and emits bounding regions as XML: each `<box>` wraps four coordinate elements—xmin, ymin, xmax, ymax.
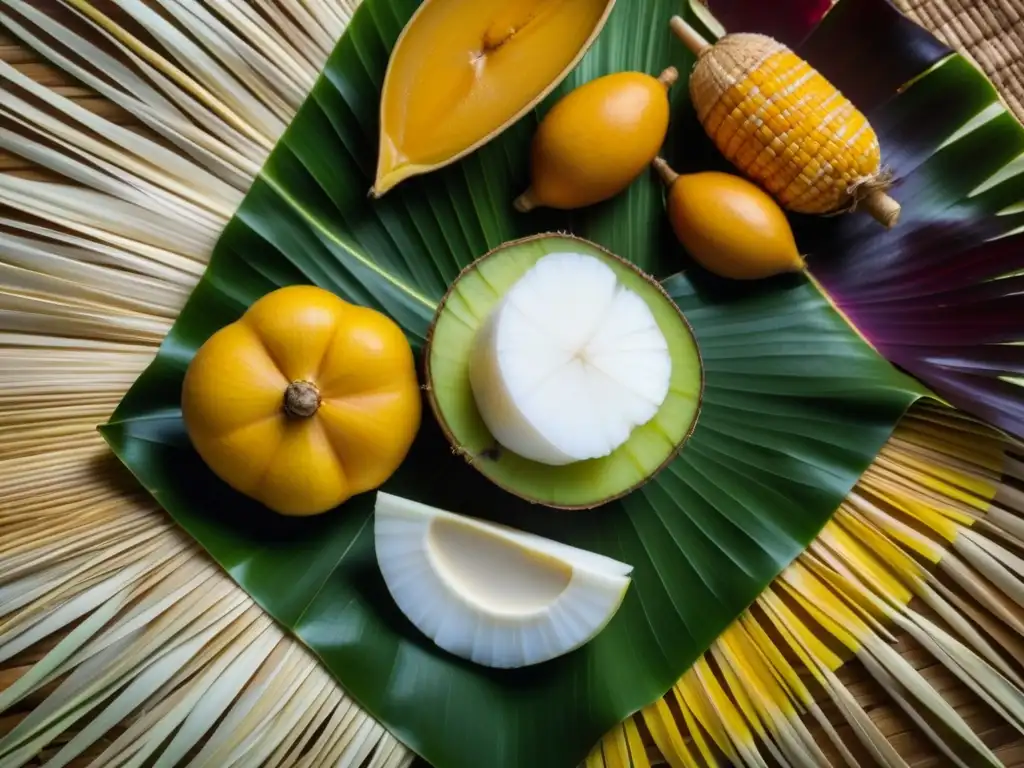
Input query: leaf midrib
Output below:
<box><xmin>259</xmin><ymin>171</ymin><xmax>439</xmax><ymax>312</ymax></box>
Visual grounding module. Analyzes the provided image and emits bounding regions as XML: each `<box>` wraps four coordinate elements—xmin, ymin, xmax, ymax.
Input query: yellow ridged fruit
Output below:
<box><xmin>514</xmin><ymin>67</ymin><xmax>679</xmax><ymax>212</ymax></box>
<box><xmin>670</xmin><ymin>15</ymin><xmax>900</xmax><ymax>229</ymax></box>
<box><xmin>181</xmin><ymin>286</ymin><xmax>422</xmax><ymax>516</ymax></box>
<box><xmin>654</xmin><ymin>159</ymin><xmax>805</xmax><ymax>281</ymax></box>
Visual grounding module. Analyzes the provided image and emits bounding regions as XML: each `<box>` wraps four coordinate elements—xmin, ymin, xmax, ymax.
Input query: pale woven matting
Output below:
<box><xmin>894</xmin><ymin>0</ymin><xmax>1024</xmax><ymax>122</ymax></box>
<box><xmin>2</xmin><ymin>1</ymin><xmax>1024</xmax><ymax>766</ymax></box>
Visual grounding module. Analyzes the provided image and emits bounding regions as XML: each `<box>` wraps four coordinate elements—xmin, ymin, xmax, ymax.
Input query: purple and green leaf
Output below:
<box><xmin>689</xmin><ymin>0</ymin><xmax>1024</xmax><ymax>440</ymax></box>
<box><xmin>798</xmin><ymin>47</ymin><xmax>1024</xmax><ymax>438</ymax></box>
<box><xmin>707</xmin><ymin>0</ymin><xmax>831</xmax><ymax>46</ymax></box>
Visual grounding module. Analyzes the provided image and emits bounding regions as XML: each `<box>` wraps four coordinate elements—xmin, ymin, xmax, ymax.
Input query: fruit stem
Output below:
<box><xmin>862</xmin><ymin>189</ymin><xmax>902</xmax><ymax>229</ymax></box>
<box><xmin>657</xmin><ymin>66</ymin><xmax>679</xmax><ymax>88</ymax></box>
<box><xmin>513</xmin><ymin>189</ymin><xmax>540</xmax><ymax>213</ymax></box>
<box><xmin>284</xmin><ymin>380</ymin><xmax>321</xmax><ymax>418</ymax></box>
<box><xmin>652</xmin><ymin>157</ymin><xmax>679</xmax><ymax>187</ymax></box>
<box><xmin>669</xmin><ymin>15</ymin><xmax>710</xmax><ymax>56</ymax></box>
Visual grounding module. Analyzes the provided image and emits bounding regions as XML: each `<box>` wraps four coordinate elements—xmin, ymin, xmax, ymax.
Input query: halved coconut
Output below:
<box><xmin>374</xmin><ymin>491</ymin><xmax>633</xmax><ymax>668</ymax></box>
<box><xmin>426</xmin><ymin>233</ymin><xmax>703</xmax><ymax>509</ymax></box>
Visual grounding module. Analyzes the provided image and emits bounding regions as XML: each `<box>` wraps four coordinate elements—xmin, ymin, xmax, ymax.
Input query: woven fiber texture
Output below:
<box><xmin>2</xmin><ymin>3</ymin><xmax>1024</xmax><ymax>767</ymax></box>
<box><xmin>894</xmin><ymin>0</ymin><xmax>1024</xmax><ymax>121</ymax></box>
<box><xmin>689</xmin><ymin>33</ymin><xmax>884</xmax><ymax>214</ymax></box>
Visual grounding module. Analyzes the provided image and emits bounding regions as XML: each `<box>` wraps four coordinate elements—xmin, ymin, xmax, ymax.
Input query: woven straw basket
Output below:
<box><xmin>2</xmin><ymin>0</ymin><xmax>1024</xmax><ymax>766</ymax></box>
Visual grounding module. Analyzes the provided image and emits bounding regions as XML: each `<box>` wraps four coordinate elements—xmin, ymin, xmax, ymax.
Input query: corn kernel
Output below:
<box><xmin>768</xmin><ymin>113</ymin><xmax>789</xmax><ymax>135</ymax></box>
<box><xmin>705</xmin><ymin>103</ymin><xmax>730</xmax><ymax>136</ymax></box>
<box><xmin>692</xmin><ymin>33</ymin><xmax>885</xmax><ymax>214</ymax></box>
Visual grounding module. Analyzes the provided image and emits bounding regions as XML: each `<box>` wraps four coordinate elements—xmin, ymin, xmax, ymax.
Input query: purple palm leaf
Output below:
<box><xmin>707</xmin><ymin>0</ymin><xmax>831</xmax><ymax>45</ymax></box>
<box><xmin>784</xmin><ymin>2</ymin><xmax>1024</xmax><ymax>439</ymax></box>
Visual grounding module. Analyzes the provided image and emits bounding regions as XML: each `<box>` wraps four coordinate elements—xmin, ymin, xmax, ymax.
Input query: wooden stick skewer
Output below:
<box><xmin>669</xmin><ymin>15</ymin><xmax>711</xmax><ymax>55</ymax></box>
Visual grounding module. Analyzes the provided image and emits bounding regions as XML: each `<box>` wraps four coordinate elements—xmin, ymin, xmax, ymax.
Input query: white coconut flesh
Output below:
<box><xmin>374</xmin><ymin>491</ymin><xmax>633</xmax><ymax>668</ymax></box>
<box><xmin>468</xmin><ymin>252</ymin><xmax>672</xmax><ymax>466</ymax></box>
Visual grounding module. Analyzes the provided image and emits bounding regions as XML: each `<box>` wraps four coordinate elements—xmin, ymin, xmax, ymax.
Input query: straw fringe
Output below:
<box><xmin>2</xmin><ymin>1</ymin><xmax>1024</xmax><ymax>767</ymax></box>
<box><xmin>628</xmin><ymin>404</ymin><xmax>1024</xmax><ymax>767</ymax></box>
<box><xmin>0</xmin><ymin>3</ymin><xmax>398</xmax><ymax>766</ymax></box>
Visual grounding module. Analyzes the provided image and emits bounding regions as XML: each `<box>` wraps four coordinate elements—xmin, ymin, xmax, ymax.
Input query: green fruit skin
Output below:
<box><xmin>426</xmin><ymin>234</ymin><xmax>704</xmax><ymax>509</ymax></box>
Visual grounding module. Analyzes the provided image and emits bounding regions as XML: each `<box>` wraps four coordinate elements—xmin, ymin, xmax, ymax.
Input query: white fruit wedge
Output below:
<box><xmin>374</xmin><ymin>491</ymin><xmax>633</xmax><ymax>668</ymax></box>
<box><xmin>469</xmin><ymin>251</ymin><xmax>672</xmax><ymax>465</ymax></box>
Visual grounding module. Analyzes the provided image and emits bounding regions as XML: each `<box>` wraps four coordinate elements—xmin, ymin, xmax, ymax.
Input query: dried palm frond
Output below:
<box><xmin>627</xmin><ymin>404</ymin><xmax>1024</xmax><ymax>768</ymax></box>
<box><xmin>2</xmin><ymin>1</ymin><xmax>1024</xmax><ymax>767</ymax></box>
<box><xmin>1</xmin><ymin>2</ymin><xmax>401</xmax><ymax>766</ymax></box>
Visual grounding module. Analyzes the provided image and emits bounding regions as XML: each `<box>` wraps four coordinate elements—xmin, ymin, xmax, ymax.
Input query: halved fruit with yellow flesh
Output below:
<box><xmin>426</xmin><ymin>234</ymin><xmax>703</xmax><ymax>508</ymax></box>
<box><xmin>372</xmin><ymin>0</ymin><xmax>616</xmax><ymax>196</ymax></box>
<box><xmin>374</xmin><ymin>492</ymin><xmax>633</xmax><ymax>668</ymax></box>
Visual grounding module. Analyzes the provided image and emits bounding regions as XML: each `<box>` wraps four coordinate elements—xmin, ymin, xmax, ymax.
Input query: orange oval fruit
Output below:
<box><xmin>515</xmin><ymin>68</ymin><xmax>678</xmax><ymax>212</ymax></box>
<box><xmin>656</xmin><ymin>162</ymin><xmax>804</xmax><ymax>280</ymax></box>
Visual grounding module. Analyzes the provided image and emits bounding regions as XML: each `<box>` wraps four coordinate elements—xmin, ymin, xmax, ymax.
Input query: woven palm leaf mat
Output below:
<box><xmin>894</xmin><ymin>0</ymin><xmax>1024</xmax><ymax>122</ymax></box>
<box><xmin>2</xmin><ymin>0</ymin><xmax>1024</xmax><ymax>766</ymax></box>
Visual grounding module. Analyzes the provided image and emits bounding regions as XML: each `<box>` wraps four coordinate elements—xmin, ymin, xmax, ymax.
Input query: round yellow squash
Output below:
<box><xmin>181</xmin><ymin>285</ymin><xmax>422</xmax><ymax>517</ymax></box>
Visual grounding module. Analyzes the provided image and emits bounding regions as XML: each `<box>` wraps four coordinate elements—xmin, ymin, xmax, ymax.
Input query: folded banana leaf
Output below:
<box><xmin>100</xmin><ymin>0</ymin><xmax>1023</xmax><ymax>766</ymax></box>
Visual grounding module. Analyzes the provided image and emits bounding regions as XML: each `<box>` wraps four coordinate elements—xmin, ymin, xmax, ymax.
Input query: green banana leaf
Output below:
<box><xmin>98</xmin><ymin>0</ymin><xmax>940</xmax><ymax>766</ymax></box>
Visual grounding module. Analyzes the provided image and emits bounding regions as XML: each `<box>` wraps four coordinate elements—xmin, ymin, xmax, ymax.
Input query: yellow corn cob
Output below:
<box><xmin>670</xmin><ymin>16</ymin><xmax>900</xmax><ymax>228</ymax></box>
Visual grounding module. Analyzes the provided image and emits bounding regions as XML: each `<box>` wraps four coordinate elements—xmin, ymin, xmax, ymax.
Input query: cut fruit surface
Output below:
<box><xmin>470</xmin><ymin>252</ymin><xmax>671</xmax><ymax>465</ymax></box>
<box><xmin>372</xmin><ymin>0</ymin><xmax>616</xmax><ymax>196</ymax></box>
<box><xmin>427</xmin><ymin>234</ymin><xmax>703</xmax><ymax>508</ymax></box>
<box><xmin>373</xmin><ymin>492</ymin><xmax>633</xmax><ymax>668</ymax></box>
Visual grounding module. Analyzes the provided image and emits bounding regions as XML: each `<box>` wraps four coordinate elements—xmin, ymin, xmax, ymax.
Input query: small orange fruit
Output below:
<box><xmin>514</xmin><ymin>68</ymin><xmax>679</xmax><ymax>212</ymax></box>
<box><xmin>654</xmin><ymin>159</ymin><xmax>804</xmax><ymax>280</ymax></box>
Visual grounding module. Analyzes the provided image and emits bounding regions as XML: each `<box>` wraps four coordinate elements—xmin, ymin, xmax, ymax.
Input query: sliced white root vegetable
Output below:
<box><xmin>469</xmin><ymin>251</ymin><xmax>671</xmax><ymax>466</ymax></box>
<box><xmin>373</xmin><ymin>492</ymin><xmax>633</xmax><ymax>669</ymax></box>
